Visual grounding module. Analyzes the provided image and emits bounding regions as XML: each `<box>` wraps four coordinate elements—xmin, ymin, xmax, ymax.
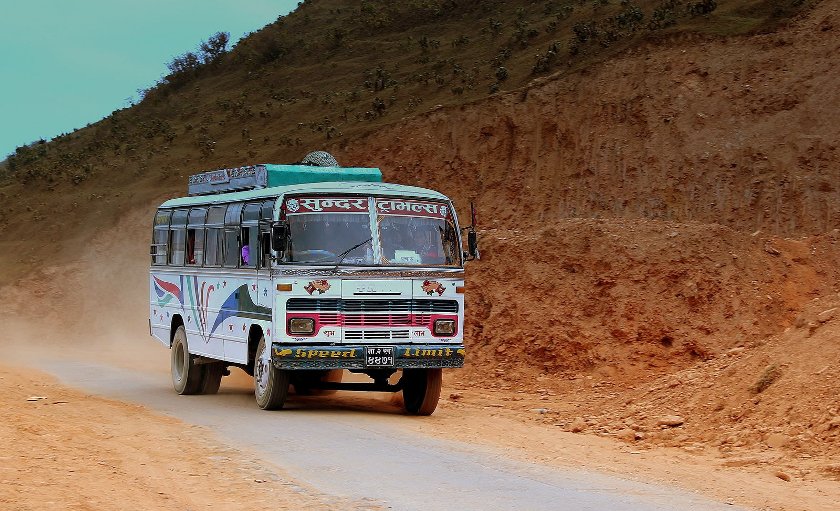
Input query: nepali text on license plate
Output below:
<box><xmin>365</xmin><ymin>346</ymin><xmax>394</xmax><ymax>367</ymax></box>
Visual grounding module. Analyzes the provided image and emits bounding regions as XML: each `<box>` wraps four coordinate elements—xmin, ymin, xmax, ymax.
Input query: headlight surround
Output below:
<box><xmin>288</xmin><ymin>317</ymin><xmax>315</xmax><ymax>335</ymax></box>
<box><xmin>433</xmin><ymin>319</ymin><xmax>456</xmax><ymax>336</ymax></box>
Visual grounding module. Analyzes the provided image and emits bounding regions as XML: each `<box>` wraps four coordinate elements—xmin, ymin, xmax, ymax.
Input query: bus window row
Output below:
<box><xmin>151</xmin><ymin>200</ymin><xmax>274</xmax><ymax>269</ymax></box>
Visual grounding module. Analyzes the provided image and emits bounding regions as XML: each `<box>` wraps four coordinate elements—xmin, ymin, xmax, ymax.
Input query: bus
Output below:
<box><xmin>149</xmin><ymin>152</ymin><xmax>478</xmax><ymax>415</ymax></box>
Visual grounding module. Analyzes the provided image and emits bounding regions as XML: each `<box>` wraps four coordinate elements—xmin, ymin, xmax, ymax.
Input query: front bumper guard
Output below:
<box><xmin>271</xmin><ymin>344</ymin><xmax>465</xmax><ymax>370</ymax></box>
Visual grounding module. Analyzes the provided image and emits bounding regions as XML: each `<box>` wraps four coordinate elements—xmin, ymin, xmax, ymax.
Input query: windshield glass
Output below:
<box><xmin>282</xmin><ymin>195</ymin><xmax>460</xmax><ymax>267</ymax></box>
<box><xmin>376</xmin><ymin>198</ymin><xmax>459</xmax><ymax>266</ymax></box>
<box><xmin>287</xmin><ymin>213</ymin><xmax>373</xmax><ymax>264</ymax></box>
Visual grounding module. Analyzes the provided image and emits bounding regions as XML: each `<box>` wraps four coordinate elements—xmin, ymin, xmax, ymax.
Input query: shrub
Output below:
<box><xmin>687</xmin><ymin>0</ymin><xmax>716</xmax><ymax>16</ymax></box>
<box><xmin>199</xmin><ymin>32</ymin><xmax>230</xmax><ymax>63</ymax></box>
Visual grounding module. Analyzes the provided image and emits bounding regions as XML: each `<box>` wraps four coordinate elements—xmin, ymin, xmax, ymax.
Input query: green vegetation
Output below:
<box><xmin>2</xmin><ymin>0</ymin><xmax>818</xmax><ymax>188</ymax></box>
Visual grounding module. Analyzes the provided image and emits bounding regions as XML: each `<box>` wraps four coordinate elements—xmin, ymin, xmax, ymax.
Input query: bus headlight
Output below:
<box><xmin>434</xmin><ymin>319</ymin><xmax>456</xmax><ymax>336</ymax></box>
<box><xmin>288</xmin><ymin>318</ymin><xmax>315</xmax><ymax>335</ymax></box>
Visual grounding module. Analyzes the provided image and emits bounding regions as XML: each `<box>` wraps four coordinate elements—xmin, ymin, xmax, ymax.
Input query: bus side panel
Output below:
<box><xmin>151</xmin><ymin>271</ymin><xmax>227</xmax><ymax>359</ymax></box>
<box><xmin>149</xmin><ymin>271</ymin><xmax>176</xmax><ymax>347</ymax></box>
<box><xmin>149</xmin><ymin>271</ymin><xmax>171</xmax><ymax>347</ymax></box>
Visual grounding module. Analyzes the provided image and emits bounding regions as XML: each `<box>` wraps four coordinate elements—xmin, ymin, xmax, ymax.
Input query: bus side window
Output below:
<box><xmin>168</xmin><ymin>209</ymin><xmax>189</xmax><ymax>266</ymax></box>
<box><xmin>223</xmin><ymin>203</ymin><xmax>244</xmax><ymax>268</ymax></box>
<box><xmin>204</xmin><ymin>205</ymin><xmax>226</xmax><ymax>267</ymax></box>
<box><xmin>152</xmin><ymin>210</ymin><xmax>171</xmax><ymax>265</ymax></box>
<box><xmin>187</xmin><ymin>208</ymin><xmax>207</xmax><ymax>266</ymax></box>
<box><xmin>223</xmin><ymin>229</ymin><xmax>240</xmax><ymax>267</ymax></box>
<box><xmin>241</xmin><ymin>203</ymin><xmax>261</xmax><ymax>268</ymax></box>
<box><xmin>261</xmin><ymin>199</ymin><xmax>275</xmax><ymax>267</ymax></box>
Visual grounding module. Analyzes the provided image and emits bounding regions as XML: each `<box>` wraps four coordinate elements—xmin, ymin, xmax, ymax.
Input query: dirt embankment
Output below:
<box><xmin>340</xmin><ymin>1</ymin><xmax>840</xmax><ymax>236</ymax></box>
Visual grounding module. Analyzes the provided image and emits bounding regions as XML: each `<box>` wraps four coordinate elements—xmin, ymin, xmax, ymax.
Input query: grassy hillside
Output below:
<box><xmin>0</xmin><ymin>0</ymin><xmax>819</xmax><ymax>283</ymax></box>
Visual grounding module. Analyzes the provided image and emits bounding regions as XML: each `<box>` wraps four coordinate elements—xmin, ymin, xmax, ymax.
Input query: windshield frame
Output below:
<box><xmin>279</xmin><ymin>194</ymin><xmax>462</xmax><ymax>268</ymax></box>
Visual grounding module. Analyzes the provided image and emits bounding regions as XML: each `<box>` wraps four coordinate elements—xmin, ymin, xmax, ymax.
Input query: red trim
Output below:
<box><xmin>285</xmin><ymin>312</ymin><xmax>458</xmax><ymax>337</ymax></box>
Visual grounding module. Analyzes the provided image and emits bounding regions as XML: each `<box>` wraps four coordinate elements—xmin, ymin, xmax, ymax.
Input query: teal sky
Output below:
<box><xmin>0</xmin><ymin>0</ymin><xmax>298</xmax><ymax>159</ymax></box>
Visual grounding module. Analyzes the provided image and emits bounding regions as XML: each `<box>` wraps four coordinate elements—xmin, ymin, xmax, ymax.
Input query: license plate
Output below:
<box><xmin>365</xmin><ymin>346</ymin><xmax>394</xmax><ymax>367</ymax></box>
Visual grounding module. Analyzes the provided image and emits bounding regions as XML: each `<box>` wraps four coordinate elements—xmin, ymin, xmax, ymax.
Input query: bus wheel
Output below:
<box><xmin>171</xmin><ymin>326</ymin><xmax>203</xmax><ymax>395</ymax></box>
<box><xmin>254</xmin><ymin>336</ymin><xmax>289</xmax><ymax>410</ymax></box>
<box><xmin>401</xmin><ymin>368</ymin><xmax>442</xmax><ymax>416</ymax></box>
<box><xmin>200</xmin><ymin>363</ymin><xmax>225</xmax><ymax>395</ymax></box>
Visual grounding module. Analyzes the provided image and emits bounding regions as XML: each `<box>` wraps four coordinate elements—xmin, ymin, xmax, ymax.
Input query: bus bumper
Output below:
<box><xmin>271</xmin><ymin>344</ymin><xmax>465</xmax><ymax>370</ymax></box>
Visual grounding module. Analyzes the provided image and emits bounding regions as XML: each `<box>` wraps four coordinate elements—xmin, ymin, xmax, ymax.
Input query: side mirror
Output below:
<box><xmin>271</xmin><ymin>222</ymin><xmax>288</xmax><ymax>253</ymax></box>
<box><xmin>466</xmin><ymin>230</ymin><xmax>479</xmax><ymax>260</ymax></box>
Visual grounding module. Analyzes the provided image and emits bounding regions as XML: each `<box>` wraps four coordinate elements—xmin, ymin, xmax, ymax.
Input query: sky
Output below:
<box><xmin>0</xmin><ymin>0</ymin><xmax>298</xmax><ymax>159</ymax></box>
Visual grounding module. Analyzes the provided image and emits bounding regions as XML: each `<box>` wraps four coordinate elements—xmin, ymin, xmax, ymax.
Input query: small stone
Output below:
<box><xmin>774</xmin><ymin>471</ymin><xmax>791</xmax><ymax>482</ymax></box>
<box><xmin>766</xmin><ymin>433</ymin><xmax>789</xmax><ymax>448</ymax></box>
<box><xmin>448</xmin><ymin>393</ymin><xmax>462</xmax><ymax>401</ymax></box>
<box><xmin>570</xmin><ymin>417</ymin><xmax>587</xmax><ymax>433</ymax></box>
<box><xmin>531</xmin><ymin>408</ymin><xmax>549</xmax><ymax>414</ymax></box>
<box><xmin>658</xmin><ymin>415</ymin><xmax>685</xmax><ymax>427</ymax></box>
<box><xmin>818</xmin><ymin>308</ymin><xmax>837</xmax><ymax>323</ymax></box>
<box><xmin>617</xmin><ymin>428</ymin><xmax>637</xmax><ymax>442</ymax></box>
<box><xmin>763</xmin><ymin>242</ymin><xmax>781</xmax><ymax>256</ymax></box>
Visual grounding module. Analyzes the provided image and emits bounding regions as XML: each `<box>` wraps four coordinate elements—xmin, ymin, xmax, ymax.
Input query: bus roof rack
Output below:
<box><xmin>187</xmin><ymin>157</ymin><xmax>382</xmax><ymax>196</ymax></box>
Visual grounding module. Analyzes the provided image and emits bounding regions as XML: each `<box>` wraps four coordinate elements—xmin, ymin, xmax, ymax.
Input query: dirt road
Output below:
<box><xmin>26</xmin><ymin>355</ymin><xmax>737</xmax><ymax>511</ymax></box>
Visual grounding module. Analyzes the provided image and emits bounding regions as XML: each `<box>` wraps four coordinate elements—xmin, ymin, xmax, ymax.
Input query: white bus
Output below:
<box><xmin>149</xmin><ymin>152</ymin><xmax>477</xmax><ymax>415</ymax></box>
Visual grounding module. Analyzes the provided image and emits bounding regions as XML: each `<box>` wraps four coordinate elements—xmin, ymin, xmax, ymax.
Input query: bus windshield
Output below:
<box><xmin>287</xmin><ymin>212</ymin><xmax>374</xmax><ymax>264</ymax></box>
<box><xmin>283</xmin><ymin>196</ymin><xmax>460</xmax><ymax>267</ymax></box>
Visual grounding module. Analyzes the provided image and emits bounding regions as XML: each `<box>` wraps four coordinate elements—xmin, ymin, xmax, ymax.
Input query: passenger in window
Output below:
<box><xmin>241</xmin><ymin>243</ymin><xmax>250</xmax><ymax>265</ymax></box>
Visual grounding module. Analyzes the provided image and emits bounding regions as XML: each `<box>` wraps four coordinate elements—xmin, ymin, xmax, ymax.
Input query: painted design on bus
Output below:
<box><xmin>209</xmin><ymin>284</ymin><xmax>272</xmax><ymax>335</ymax></box>
<box><xmin>153</xmin><ymin>276</ymin><xmax>183</xmax><ymax>306</ymax></box>
<box><xmin>184</xmin><ymin>276</ymin><xmax>215</xmax><ymax>341</ymax></box>
<box><xmin>421</xmin><ymin>280</ymin><xmax>446</xmax><ymax>296</ymax></box>
<box><xmin>154</xmin><ymin>276</ymin><xmax>268</xmax><ymax>339</ymax></box>
<box><xmin>304</xmin><ymin>280</ymin><xmax>331</xmax><ymax>295</ymax></box>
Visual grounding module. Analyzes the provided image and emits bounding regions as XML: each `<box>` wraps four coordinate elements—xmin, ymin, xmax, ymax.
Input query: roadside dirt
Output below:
<box><xmin>3</xmin><ymin>200</ymin><xmax>840</xmax><ymax>510</ymax></box>
<box><xmin>0</xmin><ymin>364</ymin><xmax>369</xmax><ymax>511</ymax></box>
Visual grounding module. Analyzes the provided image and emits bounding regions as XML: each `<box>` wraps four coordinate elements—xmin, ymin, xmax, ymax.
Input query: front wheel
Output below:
<box><xmin>171</xmin><ymin>326</ymin><xmax>203</xmax><ymax>395</ymax></box>
<box><xmin>401</xmin><ymin>368</ymin><xmax>442</xmax><ymax>416</ymax></box>
<box><xmin>254</xmin><ymin>336</ymin><xmax>289</xmax><ymax>410</ymax></box>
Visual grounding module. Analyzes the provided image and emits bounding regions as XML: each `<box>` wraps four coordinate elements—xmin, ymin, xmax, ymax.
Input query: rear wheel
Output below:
<box><xmin>254</xmin><ymin>336</ymin><xmax>289</xmax><ymax>410</ymax></box>
<box><xmin>402</xmin><ymin>368</ymin><xmax>442</xmax><ymax>416</ymax></box>
<box><xmin>200</xmin><ymin>363</ymin><xmax>225</xmax><ymax>395</ymax></box>
<box><xmin>171</xmin><ymin>326</ymin><xmax>203</xmax><ymax>395</ymax></box>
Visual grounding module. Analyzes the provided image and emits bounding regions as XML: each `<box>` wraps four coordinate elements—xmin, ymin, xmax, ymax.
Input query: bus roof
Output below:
<box><xmin>158</xmin><ymin>181</ymin><xmax>451</xmax><ymax>209</ymax></box>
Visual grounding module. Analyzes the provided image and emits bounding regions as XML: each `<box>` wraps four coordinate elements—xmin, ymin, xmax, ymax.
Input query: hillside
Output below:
<box><xmin>2</xmin><ymin>0</ymin><xmax>840</xmax><ymax>501</ymax></box>
<box><xmin>0</xmin><ymin>0</ymin><xmax>824</xmax><ymax>285</ymax></box>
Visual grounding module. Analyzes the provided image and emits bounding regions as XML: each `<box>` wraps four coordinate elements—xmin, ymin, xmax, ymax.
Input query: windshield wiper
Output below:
<box><xmin>331</xmin><ymin>237</ymin><xmax>373</xmax><ymax>271</ymax></box>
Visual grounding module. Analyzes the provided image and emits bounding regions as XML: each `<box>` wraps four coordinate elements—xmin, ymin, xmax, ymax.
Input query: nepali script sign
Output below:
<box><xmin>285</xmin><ymin>196</ymin><xmax>369</xmax><ymax>214</ymax></box>
<box><xmin>375</xmin><ymin>198</ymin><xmax>450</xmax><ymax>219</ymax></box>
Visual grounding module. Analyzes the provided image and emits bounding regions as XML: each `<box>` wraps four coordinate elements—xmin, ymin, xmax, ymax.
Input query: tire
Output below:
<box><xmin>402</xmin><ymin>368</ymin><xmax>442</xmax><ymax>416</ymax></box>
<box><xmin>200</xmin><ymin>363</ymin><xmax>225</xmax><ymax>395</ymax></box>
<box><xmin>254</xmin><ymin>335</ymin><xmax>289</xmax><ymax>410</ymax></box>
<box><xmin>171</xmin><ymin>325</ymin><xmax>204</xmax><ymax>395</ymax></box>
<box><xmin>292</xmin><ymin>369</ymin><xmax>343</xmax><ymax>396</ymax></box>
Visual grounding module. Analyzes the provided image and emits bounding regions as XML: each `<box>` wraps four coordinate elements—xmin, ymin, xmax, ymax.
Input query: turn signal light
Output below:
<box><xmin>288</xmin><ymin>318</ymin><xmax>315</xmax><ymax>335</ymax></box>
<box><xmin>277</xmin><ymin>283</ymin><xmax>293</xmax><ymax>292</ymax></box>
<box><xmin>434</xmin><ymin>319</ymin><xmax>456</xmax><ymax>336</ymax></box>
